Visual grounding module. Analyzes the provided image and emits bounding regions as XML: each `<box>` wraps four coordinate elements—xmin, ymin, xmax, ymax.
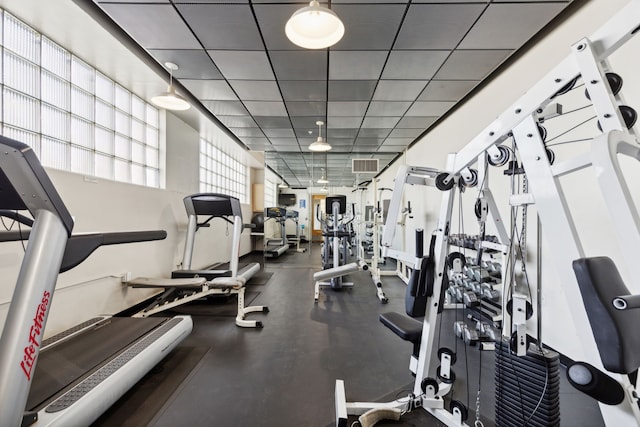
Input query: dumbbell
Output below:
<box><xmin>454</xmin><ymin>321</ymin><xmax>479</xmax><ymax>345</ymax></box>
<box><xmin>463</xmin><ymin>290</ymin><xmax>479</xmax><ymax>306</ymax></box>
<box><xmin>481</xmin><ymin>284</ymin><xmax>500</xmax><ymax>301</ymax></box>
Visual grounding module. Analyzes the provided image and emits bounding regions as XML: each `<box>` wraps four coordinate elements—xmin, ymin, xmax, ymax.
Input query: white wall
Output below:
<box><xmin>376</xmin><ymin>0</ymin><xmax>640</xmax><ymax>360</ymax></box>
<box><xmin>0</xmin><ymin>116</ymin><xmax>255</xmax><ymax>338</ymax></box>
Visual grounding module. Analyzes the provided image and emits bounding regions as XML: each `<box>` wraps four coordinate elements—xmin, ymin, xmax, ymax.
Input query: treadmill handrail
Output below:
<box><xmin>0</xmin><ymin>230</ymin><xmax>167</xmax><ymax>272</ymax></box>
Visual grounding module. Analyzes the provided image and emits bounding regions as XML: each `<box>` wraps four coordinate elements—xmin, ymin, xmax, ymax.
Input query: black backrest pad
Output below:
<box><xmin>0</xmin><ymin>135</ymin><xmax>73</xmax><ymax>236</ymax></box>
<box><xmin>572</xmin><ymin>257</ymin><xmax>640</xmax><ymax>374</ymax></box>
<box><xmin>405</xmin><ymin>235</ymin><xmax>436</xmax><ymax>318</ymax></box>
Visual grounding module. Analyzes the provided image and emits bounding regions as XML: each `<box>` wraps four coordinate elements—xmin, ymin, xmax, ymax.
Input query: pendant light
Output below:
<box><xmin>285</xmin><ymin>0</ymin><xmax>344</xmax><ymax>50</ymax></box>
<box><xmin>309</xmin><ymin>121</ymin><xmax>332</xmax><ymax>152</ymax></box>
<box><xmin>151</xmin><ymin>62</ymin><xmax>191</xmax><ymax>111</ymax></box>
<box><xmin>317</xmin><ymin>167</ymin><xmax>329</xmax><ymax>184</ymax></box>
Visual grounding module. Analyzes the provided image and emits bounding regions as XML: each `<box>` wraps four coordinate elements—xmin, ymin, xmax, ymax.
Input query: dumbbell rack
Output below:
<box><xmin>447</xmin><ymin>234</ymin><xmax>506</xmax><ymax>350</ymax></box>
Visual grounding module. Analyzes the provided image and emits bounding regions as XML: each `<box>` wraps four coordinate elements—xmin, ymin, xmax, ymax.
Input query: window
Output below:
<box><xmin>0</xmin><ymin>11</ymin><xmax>161</xmax><ymax>187</ymax></box>
<box><xmin>199</xmin><ymin>137</ymin><xmax>248</xmax><ymax>203</ymax></box>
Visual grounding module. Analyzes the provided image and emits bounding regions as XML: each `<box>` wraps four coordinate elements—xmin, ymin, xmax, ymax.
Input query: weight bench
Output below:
<box><xmin>568</xmin><ymin>256</ymin><xmax>640</xmax><ymax>406</ymax></box>
<box><xmin>379</xmin><ymin>237</ymin><xmax>435</xmax><ymax>375</ymax></box>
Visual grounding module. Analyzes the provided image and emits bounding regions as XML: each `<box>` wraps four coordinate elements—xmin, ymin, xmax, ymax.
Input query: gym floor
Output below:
<box><xmin>93</xmin><ymin>245</ymin><xmax>604</xmax><ymax>427</ymax></box>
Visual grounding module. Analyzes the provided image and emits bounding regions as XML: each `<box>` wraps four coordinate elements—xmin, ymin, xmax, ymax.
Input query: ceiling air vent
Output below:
<box><xmin>352</xmin><ymin>159</ymin><xmax>379</xmax><ymax>174</ymax></box>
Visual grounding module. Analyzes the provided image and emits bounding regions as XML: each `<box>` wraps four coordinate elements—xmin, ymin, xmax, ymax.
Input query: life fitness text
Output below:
<box><xmin>21</xmin><ymin>290</ymin><xmax>51</xmax><ymax>381</ymax></box>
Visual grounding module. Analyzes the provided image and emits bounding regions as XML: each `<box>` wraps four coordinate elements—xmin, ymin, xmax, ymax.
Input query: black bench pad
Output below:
<box><xmin>379</xmin><ymin>312</ymin><xmax>423</xmax><ymax>343</ymax></box>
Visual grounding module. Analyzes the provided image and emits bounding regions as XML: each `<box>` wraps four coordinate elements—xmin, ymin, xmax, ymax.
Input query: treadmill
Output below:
<box><xmin>0</xmin><ymin>135</ymin><xmax>193</xmax><ymax>427</ymax></box>
<box><xmin>172</xmin><ymin>193</ymin><xmax>259</xmax><ymax>280</ymax></box>
<box><xmin>264</xmin><ymin>207</ymin><xmax>289</xmax><ymax>258</ymax></box>
<box><xmin>127</xmin><ymin>193</ymin><xmax>266</xmax><ymax>327</ymax></box>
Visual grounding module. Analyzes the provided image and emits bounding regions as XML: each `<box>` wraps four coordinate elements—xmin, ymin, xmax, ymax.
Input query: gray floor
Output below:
<box><xmin>93</xmin><ymin>245</ymin><xmax>604</xmax><ymax>427</ymax></box>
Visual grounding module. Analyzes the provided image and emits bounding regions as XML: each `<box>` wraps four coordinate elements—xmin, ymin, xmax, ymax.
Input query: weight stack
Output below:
<box><xmin>495</xmin><ymin>339</ymin><xmax>561</xmax><ymax>427</ymax></box>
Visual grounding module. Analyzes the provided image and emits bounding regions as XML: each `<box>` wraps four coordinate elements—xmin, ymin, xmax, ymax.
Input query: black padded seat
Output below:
<box><xmin>379</xmin><ymin>312</ymin><xmax>422</xmax><ymax>343</ymax></box>
<box><xmin>573</xmin><ymin>256</ymin><xmax>640</xmax><ymax>374</ymax></box>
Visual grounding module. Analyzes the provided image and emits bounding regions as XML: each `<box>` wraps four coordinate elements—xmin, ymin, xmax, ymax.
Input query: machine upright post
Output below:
<box><xmin>0</xmin><ymin>209</ymin><xmax>68</xmax><ymax>427</ymax></box>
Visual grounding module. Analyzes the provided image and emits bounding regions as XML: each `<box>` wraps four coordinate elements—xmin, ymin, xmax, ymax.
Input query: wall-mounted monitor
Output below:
<box><xmin>278</xmin><ymin>193</ymin><xmax>296</xmax><ymax>206</ymax></box>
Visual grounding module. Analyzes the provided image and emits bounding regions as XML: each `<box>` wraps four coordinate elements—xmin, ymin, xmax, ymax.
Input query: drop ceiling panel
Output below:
<box><xmin>373</xmin><ymin>80</ymin><xmax>428</xmax><ymax>101</ymax></box>
<box><xmin>459</xmin><ymin>3</ymin><xmax>569</xmax><ymax>49</ymax></box>
<box><xmin>381</xmin><ymin>50</ymin><xmax>450</xmax><ymax>80</ymax></box>
<box><xmin>148</xmin><ymin>50</ymin><xmax>222</xmax><ymax>79</ymax></box>
<box><xmin>405</xmin><ymin>101</ymin><xmax>456</xmax><ymax>117</ymax></box>
<box><xmin>89</xmin><ymin>0</ymin><xmax>576</xmax><ymax>188</ymax></box>
<box><xmin>358</xmin><ymin>128</ymin><xmax>392</xmax><ymax>138</ymax></box>
<box><xmin>181</xmin><ymin>80</ymin><xmax>237</xmax><ymax>100</ymax></box>
<box><xmin>332</xmin><ymin>5</ymin><xmax>406</xmax><ymax>50</ymax></box>
<box><xmin>361</xmin><ymin>116</ymin><xmax>400</xmax><ymax>129</ymax></box>
<box><xmin>434</xmin><ymin>50</ymin><xmax>512</xmax><ymax>80</ymax></box>
<box><xmin>263</xmin><ymin>129</ymin><xmax>296</xmax><ymax>138</ymax></box>
<box><xmin>99</xmin><ymin>4</ymin><xmax>200</xmax><ymax>49</ymax></box>
<box><xmin>418</xmin><ymin>80</ymin><xmax>478</xmax><ymax>101</ymax></box>
<box><xmin>208</xmin><ymin>51</ymin><xmax>275</xmax><ymax>80</ymax></box>
<box><xmin>367</xmin><ymin>101</ymin><xmax>412</xmax><ymax>116</ymax></box>
<box><xmin>327</xmin><ymin>128</ymin><xmax>358</xmax><ymax>139</ymax></box>
<box><xmin>253</xmin><ymin>116</ymin><xmax>292</xmax><ymax>128</ymax></box>
<box><xmin>176</xmin><ymin>4</ymin><xmax>263</xmax><ymax>50</ymax></box>
<box><xmin>217</xmin><ymin>116</ymin><xmax>257</xmax><ymax>128</ymax></box>
<box><xmin>270</xmin><ymin>51</ymin><xmax>328</xmax><ymax>81</ymax></box>
<box><xmin>327</xmin><ymin>117</ymin><xmax>364</xmax><ymax>129</ymax></box>
<box><xmin>202</xmin><ymin>100</ymin><xmax>249</xmax><ymax>116</ymax></box>
<box><xmin>394</xmin><ymin>4</ymin><xmax>486</xmax><ymax>49</ymax></box>
<box><xmin>327</xmin><ymin>101</ymin><xmax>369</xmax><ymax>117</ymax></box>
<box><xmin>328</xmin><ymin>81</ymin><xmax>377</xmax><ymax>101</ymax></box>
<box><xmin>243</xmin><ymin>101</ymin><xmax>288</xmax><ymax>117</ymax></box>
<box><xmin>329</xmin><ymin>51</ymin><xmax>388</xmax><ymax>80</ymax></box>
<box><xmin>388</xmin><ymin>128</ymin><xmax>424</xmax><ymax>138</ymax></box>
<box><xmin>279</xmin><ymin>81</ymin><xmax>327</xmax><ymax>101</ymax></box>
<box><xmin>285</xmin><ymin>101</ymin><xmax>327</xmax><ymax>117</ymax></box>
<box><xmin>396</xmin><ymin>116</ymin><xmax>438</xmax><ymax>129</ymax></box>
<box><xmin>228</xmin><ymin>80</ymin><xmax>281</xmax><ymax>101</ymax></box>
<box><xmin>228</xmin><ymin>127</ymin><xmax>265</xmax><ymax>137</ymax></box>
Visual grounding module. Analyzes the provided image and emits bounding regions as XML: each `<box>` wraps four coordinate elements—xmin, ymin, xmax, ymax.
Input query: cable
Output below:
<box><xmin>544</xmin><ymin>115</ymin><xmax>597</xmax><ymax>144</ymax></box>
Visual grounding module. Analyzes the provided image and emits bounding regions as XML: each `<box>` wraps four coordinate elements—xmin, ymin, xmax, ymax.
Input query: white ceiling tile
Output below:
<box><xmin>329</xmin><ymin>51</ymin><xmax>387</xmax><ymax>80</ymax></box>
<box><xmin>395</xmin><ymin>4</ymin><xmax>485</xmax><ymax>49</ymax></box>
<box><xmin>229</xmin><ymin>80</ymin><xmax>282</xmax><ymax>101</ymax></box>
<box><xmin>382</xmin><ymin>51</ymin><xmax>450</xmax><ymax>80</ymax></box>
<box><xmin>459</xmin><ymin>3</ymin><xmax>569</xmax><ymax>49</ymax></box>
<box><xmin>434</xmin><ymin>50</ymin><xmax>512</xmax><ymax>80</ymax></box>
<box><xmin>405</xmin><ymin>101</ymin><xmax>456</xmax><ymax>117</ymax></box>
<box><xmin>208</xmin><ymin>51</ymin><xmax>274</xmax><ymax>80</ymax></box>
<box><xmin>373</xmin><ymin>81</ymin><xmax>428</xmax><ymax>101</ymax></box>
<box><xmin>100</xmin><ymin>4</ymin><xmax>200</xmax><ymax>49</ymax></box>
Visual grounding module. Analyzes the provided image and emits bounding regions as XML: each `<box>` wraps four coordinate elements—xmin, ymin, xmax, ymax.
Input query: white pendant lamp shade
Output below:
<box><xmin>285</xmin><ymin>0</ymin><xmax>344</xmax><ymax>50</ymax></box>
<box><xmin>151</xmin><ymin>62</ymin><xmax>191</xmax><ymax>111</ymax></box>
<box><xmin>317</xmin><ymin>168</ymin><xmax>329</xmax><ymax>184</ymax></box>
<box><xmin>151</xmin><ymin>85</ymin><xmax>191</xmax><ymax>111</ymax></box>
<box><xmin>309</xmin><ymin>121</ymin><xmax>332</xmax><ymax>152</ymax></box>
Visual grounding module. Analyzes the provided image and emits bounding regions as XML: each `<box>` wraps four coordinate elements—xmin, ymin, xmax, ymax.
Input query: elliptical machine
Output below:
<box><xmin>315</xmin><ymin>195</ymin><xmax>368</xmax><ymax>301</ymax></box>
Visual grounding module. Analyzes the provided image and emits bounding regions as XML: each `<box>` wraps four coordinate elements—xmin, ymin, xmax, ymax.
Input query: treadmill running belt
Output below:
<box><xmin>27</xmin><ymin>317</ymin><xmax>165</xmax><ymax>411</ymax></box>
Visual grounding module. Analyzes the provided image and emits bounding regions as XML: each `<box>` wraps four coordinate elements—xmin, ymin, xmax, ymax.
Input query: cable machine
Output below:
<box><xmin>335</xmin><ymin>3</ymin><xmax>640</xmax><ymax>425</ymax></box>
